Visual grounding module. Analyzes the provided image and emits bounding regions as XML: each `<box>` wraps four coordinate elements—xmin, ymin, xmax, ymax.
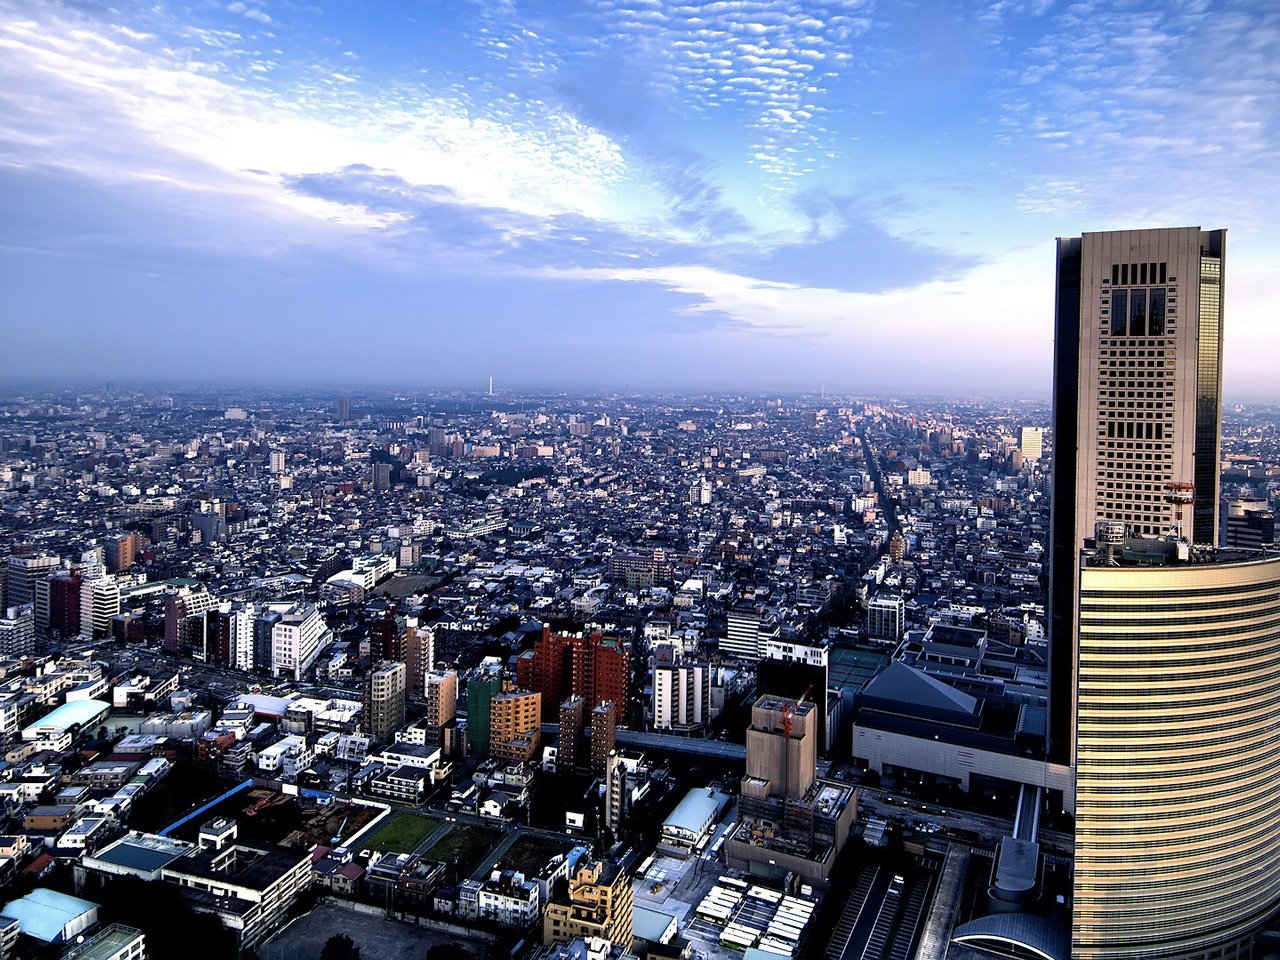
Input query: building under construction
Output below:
<box><xmin>724</xmin><ymin>695</ymin><xmax>856</xmax><ymax>890</ymax></box>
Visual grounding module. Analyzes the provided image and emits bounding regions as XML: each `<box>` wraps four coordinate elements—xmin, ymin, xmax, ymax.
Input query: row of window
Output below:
<box><xmin>1109</xmin><ymin>261</ymin><xmax>1170</xmax><ymax>285</ymax></box>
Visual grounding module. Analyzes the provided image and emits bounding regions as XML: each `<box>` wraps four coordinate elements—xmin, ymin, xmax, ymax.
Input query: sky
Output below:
<box><xmin>1</xmin><ymin>0</ymin><xmax>1278</xmax><ymax>396</ymax></box>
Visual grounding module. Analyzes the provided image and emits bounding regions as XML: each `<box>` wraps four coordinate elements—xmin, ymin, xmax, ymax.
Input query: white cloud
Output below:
<box><xmin>541</xmin><ymin>243</ymin><xmax>1052</xmax><ymax>371</ymax></box>
<box><xmin>0</xmin><ymin>3</ymin><xmax>628</xmax><ymax>235</ymax></box>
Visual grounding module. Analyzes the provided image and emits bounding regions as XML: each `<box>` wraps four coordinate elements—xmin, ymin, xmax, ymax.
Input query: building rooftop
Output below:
<box><xmin>0</xmin><ymin>888</ymin><xmax>98</xmax><ymax>943</ymax></box>
<box><xmin>663</xmin><ymin>787</ymin><xmax>731</xmax><ymax>835</ymax></box>
<box><xmin>90</xmin><ymin>832</ymin><xmax>194</xmax><ymax>874</ymax></box>
<box><xmin>21</xmin><ymin>699</ymin><xmax>110</xmax><ymax>738</ymax></box>
<box><xmin>62</xmin><ymin>924</ymin><xmax>145</xmax><ymax>960</ymax></box>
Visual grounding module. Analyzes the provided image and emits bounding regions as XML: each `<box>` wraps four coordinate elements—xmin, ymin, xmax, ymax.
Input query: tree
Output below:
<box><xmin>321</xmin><ymin>933</ymin><xmax>361</xmax><ymax>960</ymax></box>
<box><xmin>426</xmin><ymin>945</ymin><xmax>471</xmax><ymax>960</ymax></box>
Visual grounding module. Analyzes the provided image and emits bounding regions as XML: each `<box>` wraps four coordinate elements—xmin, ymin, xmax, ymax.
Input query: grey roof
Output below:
<box><xmin>862</xmin><ymin>661</ymin><xmax>978</xmax><ymax>717</ymax></box>
<box><xmin>663</xmin><ymin>786</ymin><xmax>731</xmax><ymax>834</ymax></box>
<box><xmin>633</xmin><ymin>905</ymin><xmax>677</xmax><ymax>944</ymax></box>
<box><xmin>952</xmin><ymin>912</ymin><xmax>1069</xmax><ymax>960</ymax></box>
<box><xmin>93</xmin><ymin>833</ymin><xmax>192</xmax><ymax>875</ymax></box>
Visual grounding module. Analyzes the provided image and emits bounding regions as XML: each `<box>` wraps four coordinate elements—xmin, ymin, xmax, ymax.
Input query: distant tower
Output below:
<box><xmin>488</xmin><ymin>376</ymin><xmax>494</xmax><ymax>397</ymax></box>
<box><xmin>336</xmin><ymin>393</ymin><xmax>351</xmax><ymax>422</ymax></box>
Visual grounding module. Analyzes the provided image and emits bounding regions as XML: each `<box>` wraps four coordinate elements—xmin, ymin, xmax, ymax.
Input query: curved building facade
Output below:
<box><xmin>1073</xmin><ymin>550</ymin><xmax>1280</xmax><ymax>959</ymax></box>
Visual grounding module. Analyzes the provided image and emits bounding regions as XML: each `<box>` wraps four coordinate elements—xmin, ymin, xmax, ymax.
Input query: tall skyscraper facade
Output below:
<box><xmin>1050</xmin><ymin>227</ymin><xmax>1280</xmax><ymax>959</ymax></box>
<box><xmin>1050</xmin><ymin>227</ymin><xmax>1226</xmax><ymax>764</ymax></box>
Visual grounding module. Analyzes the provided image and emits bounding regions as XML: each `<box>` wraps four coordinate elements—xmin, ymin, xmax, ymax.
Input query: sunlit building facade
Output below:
<box><xmin>1072</xmin><ymin>549</ymin><xmax>1280</xmax><ymax>960</ymax></box>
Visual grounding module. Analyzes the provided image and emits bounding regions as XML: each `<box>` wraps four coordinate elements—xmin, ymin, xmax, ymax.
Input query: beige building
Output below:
<box><xmin>1050</xmin><ymin>227</ymin><xmax>1226</xmax><ymax>765</ymax></box>
<box><xmin>422</xmin><ymin>668</ymin><xmax>457</xmax><ymax>745</ymax></box>
<box><xmin>489</xmin><ymin>690</ymin><xmax>541</xmax><ymax>762</ymax></box>
<box><xmin>726</xmin><ymin>695</ymin><xmax>856</xmax><ymax>889</ymax></box>
<box><xmin>543</xmin><ymin>858</ymin><xmax>633</xmax><ymax>950</ymax></box>
<box><xmin>743</xmin><ymin>696</ymin><xmax>816</xmax><ymax>802</ymax></box>
<box><xmin>363</xmin><ymin>660</ymin><xmax>406</xmax><ymax>744</ymax></box>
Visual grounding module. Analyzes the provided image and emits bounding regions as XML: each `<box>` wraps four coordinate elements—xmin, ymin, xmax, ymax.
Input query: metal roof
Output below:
<box><xmin>21</xmin><ymin>699</ymin><xmax>109</xmax><ymax>738</ymax></box>
<box><xmin>0</xmin><ymin>888</ymin><xmax>98</xmax><ymax>943</ymax></box>
<box><xmin>663</xmin><ymin>786</ymin><xmax>731</xmax><ymax>834</ymax></box>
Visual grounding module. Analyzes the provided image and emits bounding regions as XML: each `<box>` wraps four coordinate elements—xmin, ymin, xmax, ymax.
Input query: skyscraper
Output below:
<box><xmin>1049</xmin><ymin>227</ymin><xmax>1226</xmax><ymax>764</ymax></box>
<box><xmin>1050</xmin><ymin>228</ymin><xmax>1280</xmax><ymax>959</ymax></box>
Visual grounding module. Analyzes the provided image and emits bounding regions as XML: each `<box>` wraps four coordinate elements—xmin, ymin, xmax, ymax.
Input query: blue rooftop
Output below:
<box><xmin>21</xmin><ymin>700</ymin><xmax>109</xmax><ymax>739</ymax></box>
<box><xmin>1</xmin><ymin>888</ymin><xmax>99</xmax><ymax>943</ymax></box>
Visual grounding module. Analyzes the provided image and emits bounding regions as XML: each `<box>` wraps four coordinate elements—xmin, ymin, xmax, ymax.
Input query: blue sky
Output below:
<box><xmin>1</xmin><ymin>0</ymin><xmax>1278</xmax><ymax>395</ymax></box>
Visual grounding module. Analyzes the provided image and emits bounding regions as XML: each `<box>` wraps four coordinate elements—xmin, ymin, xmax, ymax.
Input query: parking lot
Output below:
<box><xmin>259</xmin><ymin>899</ymin><xmax>487</xmax><ymax>960</ymax></box>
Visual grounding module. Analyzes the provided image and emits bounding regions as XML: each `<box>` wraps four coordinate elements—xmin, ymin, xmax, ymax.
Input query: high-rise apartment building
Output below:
<box><xmin>558</xmin><ymin>695</ymin><xmax>586</xmax><ymax>771</ymax></box>
<box><xmin>368</xmin><ymin>607</ymin><xmax>405</xmax><ymax>662</ymax></box>
<box><xmin>363</xmin><ymin>660</ymin><xmax>406</xmax><ymax>745</ymax></box>
<box><xmin>422</xmin><ymin>668</ymin><xmax>457</xmax><ymax>746</ymax></box>
<box><xmin>590</xmin><ymin>701</ymin><xmax>617</xmax><ymax>774</ymax></box>
<box><xmin>651</xmin><ymin>645</ymin><xmax>710</xmax><ymax>733</ymax></box>
<box><xmin>866</xmin><ymin>594</ymin><xmax>905</xmax><ymax>645</ymax></box>
<box><xmin>489</xmin><ymin>690</ymin><xmax>541</xmax><ymax>763</ymax></box>
<box><xmin>0</xmin><ymin>605</ymin><xmax>35</xmax><ymax>658</ymax></box>
<box><xmin>522</xmin><ymin>626</ymin><xmax>630</xmax><ymax>721</ymax></box>
<box><xmin>542</xmin><ymin>858</ymin><xmax>634</xmax><ymax>950</ymax></box>
<box><xmin>1049</xmin><ymin>227</ymin><xmax>1280</xmax><ymax>959</ymax></box>
<box><xmin>104</xmin><ymin>533</ymin><xmax>144</xmax><ymax>572</ymax></box>
<box><xmin>405</xmin><ymin>624</ymin><xmax>434</xmax><ymax>699</ymax></box>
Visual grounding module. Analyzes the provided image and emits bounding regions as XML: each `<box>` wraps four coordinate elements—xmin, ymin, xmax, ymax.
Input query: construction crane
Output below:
<box><xmin>1165</xmin><ymin>482</ymin><xmax>1195</xmax><ymax>540</ymax></box>
<box><xmin>779</xmin><ymin>685</ymin><xmax>814</xmax><ymax>802</ymax></box>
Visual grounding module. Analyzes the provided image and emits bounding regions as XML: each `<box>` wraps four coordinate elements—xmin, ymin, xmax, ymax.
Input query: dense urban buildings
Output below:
<box><xmin>2</xmin><ymin>270</ymin><xmax>1280</xmax><ymax>957</ymax></box>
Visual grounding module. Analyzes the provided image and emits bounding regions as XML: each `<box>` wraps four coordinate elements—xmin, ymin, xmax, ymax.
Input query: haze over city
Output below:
<box><xmin>2</xmin><ymin>0</ymin><xmax>1278</xmax><ymax>394</ymax></box>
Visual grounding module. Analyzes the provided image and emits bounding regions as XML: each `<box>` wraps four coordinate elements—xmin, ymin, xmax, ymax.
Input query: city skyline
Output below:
<box><xmin>2</xmin><ymin>1</ymin><xmax>1279</xmax><ymax>395</ymax></box>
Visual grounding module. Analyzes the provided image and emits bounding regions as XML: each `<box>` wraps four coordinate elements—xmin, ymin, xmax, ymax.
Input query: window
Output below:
<box><xmin>1149</xmin><ymin>288</ymin><xmax>1166</xmax><ymax>335</ymax></box>
<box><xmin>1130</xmin><ymin>289</ymin><xmax>1147</xmax><ymax>336</ymax></box>
<box><xmin>1111</xmin><ymin>290</ymin><xmax>1129</xmax><ymax>335</ymax></box>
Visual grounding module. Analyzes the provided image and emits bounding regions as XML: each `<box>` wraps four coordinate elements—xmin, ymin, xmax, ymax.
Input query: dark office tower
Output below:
<box><xmin>48</xmin><ymin>571</ymin><xmax>82</xmax><ymax>639</ymax></box>
<box><xmin>1049</xmin><ymin>227</ymin><xmax>1225</xmax><ymax>765</ymax></box>
<box><xmin>336</xmin><ymin>394</ymin><xmax>351</xmax><ymax>422</ymax></box>
<box><xmin>206</xmin><ymin>608</ymin><xmax>233</xmax><ymax>668</ymax></box>
<box><xmin>253</xmin><ymin>608</ymin><xmax>280</xmax><ymax>672</ymax></box>
<box><xmin>590</xmin><ymin>701</ymin><xmax>617</xmax><ymax>774</ymax></box>
<box><xmin>369</xmin><ymin>606</ymin><xmax>405</xmax><ymax>662</ymax></box>
<box><xmin>369</xmin><ymin>462</ymin><xmax>392</xmax><ymax>492</ymax></box>
<box><xmin>558</xmin><ymin>696</ymin><xmax>586</xmax><ymax>772</ymax></box>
